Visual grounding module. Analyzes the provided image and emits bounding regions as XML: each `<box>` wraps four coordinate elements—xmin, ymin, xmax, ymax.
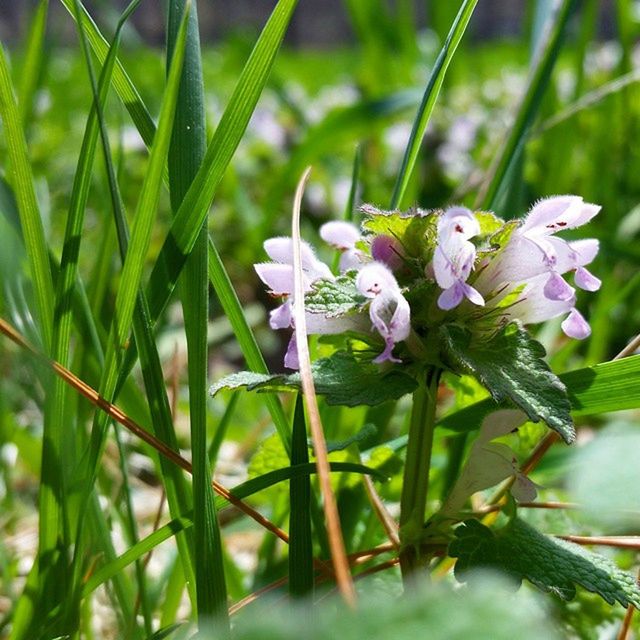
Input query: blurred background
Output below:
<box><xmin>0</xmin><ymin>0</ymin><xmax>625</xmax><ymax>46</ymax></box>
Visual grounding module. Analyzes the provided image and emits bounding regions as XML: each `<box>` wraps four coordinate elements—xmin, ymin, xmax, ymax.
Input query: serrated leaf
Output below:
<box><xmin>210</xmin><ymin>351</ymin><xmax>418</xmax><ymax>406</ymax></box>
<box><xmin>305</xmin><ymin>274</ymin><xmax>366</xmax><ymax>317</ymax></box>
<box><xmin>474</xmin><ymin>211</ymin><xmax>504</xmax><ymax>237</ymax></box>
<box><xmin>361</xmin><ymin>205</ymin><xmax>439</xmax><ymax>265</ymax></box>
<box><xmin>441</xmin><ymin>323</ymin><xmax>574</xmax><ymax>443</ymax></box>
<box><xmin>450</xmin><ymin>518</ymin><xmax>640</xmax><ymax>608</ymax></box>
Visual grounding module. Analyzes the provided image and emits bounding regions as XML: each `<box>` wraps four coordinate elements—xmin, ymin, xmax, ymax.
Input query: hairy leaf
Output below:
<box><xmin>210</xmin><ymin>351</ymin><xmax>417</xmax><ymax>406</ymax></box>
<box><xmin>450</xmin><ymin>518</ymin><xmax>640</xmax><ymax>608</ymax></box>
<box><xmin>305</xmin><ymin>274</ymin><xmax>366</xmax><ymax>317</ymax></box>
<box><xmin>441</xmin><ymin>323</ymin><xmax>574</xmax><ymax>443</ymax></box>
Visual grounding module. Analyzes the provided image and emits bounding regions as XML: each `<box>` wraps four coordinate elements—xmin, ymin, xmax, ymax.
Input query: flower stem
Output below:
<box><xmin>399</xmin><ymin>367</ymin><xmax>441</xmax><ymax>585</ymax></box>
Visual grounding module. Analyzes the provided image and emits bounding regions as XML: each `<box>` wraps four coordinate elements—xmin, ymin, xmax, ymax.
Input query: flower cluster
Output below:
<box><xmin>255</xmin><ymin>196</ymin><xmax>601</xmax><ymax>369</ymax></box>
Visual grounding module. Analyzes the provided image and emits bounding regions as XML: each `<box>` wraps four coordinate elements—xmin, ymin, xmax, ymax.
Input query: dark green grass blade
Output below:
<box><xmin>477</xmin><ymin>0</ymin><xmax>578</xmax><ymax>212</ymax></box>
<box><xmin>289</xmin><ymin>396</ymin><xmax>314</xmax><ymax>597</ymax></box>
<box><xmin>166</xmin><ymin>0</ymin><xmax>228</xmax><ymax>626</ymax></box>
<box><xmin>18</xmin><ymin>0</ymin><xmax>49</xmax><ymax>128</ymax></box>
<box><xmin>0</xmin><ymin>44</ymin><xmax>54</xmax><ymax>351</ymax></box>
<box><xmin>389</xmin><ymin>0</ymin><xmax>478</xmax><ymax>209</ymax></box>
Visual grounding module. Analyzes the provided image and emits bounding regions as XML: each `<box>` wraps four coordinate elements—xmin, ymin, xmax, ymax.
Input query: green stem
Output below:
<box><xmin>399</xmin><ymin>367</ymin><xmax>441</xmax><ymax>584</ymax></box>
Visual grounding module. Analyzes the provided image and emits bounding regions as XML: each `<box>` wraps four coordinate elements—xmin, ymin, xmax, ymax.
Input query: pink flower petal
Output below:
<box><xmin>561</xmin><ymin>308</ymin><xmax>591</xmax><ymax>339</ymax></box>
<box><xmin>543</xmin><ymin>272</ymin><xmax>574</xmax><ymax>301</ymax></box>
<box><xmin>254</xmin><ymin>263</ymin><xmax>295</xmax><ymax>295</ymax></box>
<box><xmin>319</xmin><ymin>221</ymin><xmax>360</xmax><ymax>250</ymax></box>
<box><xmin>437</xmin><ymin>283</ymin><xmax>465</xmax><ymax>310</ymax></box>
<box><xmin>269</xmin><ymin>301</ymin><xmax>292</xmax><ymax>329</ymax></box>
<box><xmin>356</xmin><ymin>262</ymin><xmax>400</xmax><ymax>298</ymax></box>
<box><xmin>574</xmin><ymin>266</ymin><xmax>601</xmax><ymax>292</ymax></box>
<box><xmin>284</xmin><ymin>333</ymin><xmax>299</xmax><ymax>370</ymax></box>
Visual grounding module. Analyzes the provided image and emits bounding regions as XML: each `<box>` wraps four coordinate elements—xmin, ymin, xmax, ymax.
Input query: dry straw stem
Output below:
<box><xmin>290</xmin><ymin>167</ymin><xmax>357</xmax><ymax>608</ymax></box>
<box><xmin>0</xmin><ymin>316</ymin><xmax>288</xmax><ymax>544</ymax></box>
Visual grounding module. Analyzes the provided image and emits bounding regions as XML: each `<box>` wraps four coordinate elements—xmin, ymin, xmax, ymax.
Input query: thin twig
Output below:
<box><xmin>614</xmin><ymin>333</ymin><xmax>640</xmax><ymax>360</ymax></box>
<box><xmin>556</xmin><ymin>535</ymin><xmax>640</xmax><ymax>550</ymax></box>
<box><xmin>0</xmin><ymin>316</ymin><xmax>289</xmax><ymax>545</ymax></box>
<box><xmin>228</xmin><ymin>577</ymin><xmax>289</xmax><ymax>616</ymax></box>
<box><xmin>291</xmin><ymin>167</ymin><xmax>356</xmax><ymax>608</ymax></box>
<box><xmin>361</xmin><ymin>474</ymin><xmax>400</xmax><ymax>549</ymax></box>
<box><xmin>617</xmin><ymin>567</ymin><xmax>640</xmax><ymax>640</ymax></box>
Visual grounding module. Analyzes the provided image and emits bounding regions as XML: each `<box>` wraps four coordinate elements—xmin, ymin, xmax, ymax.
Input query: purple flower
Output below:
<box><xmin>371</xmin><ymin>234</ymin><xmax>405</xmax><ymax>271</ymax></box>
<box><xmin>254</xmin><ymin>236</ymin><xmax>333</xmax><ymax>331</ymax></box>
<box><xmin>319</xmin><ymin>220</ymin><xmax>363</xmax><ymax>271</ymax></box>
<box><xmin>433</xmin><ymin>207</ymin><xmax>485</xmax><ymax>310</ymax></box>
<box><xmin>356</xmin><ymin>263</ymin><xmax>411</xmax><ymax>363</ymax></box>
<box><xmin>476</xmin><ymin>196</ymin><xmax>601</xmax><ymax>339</ymax></box>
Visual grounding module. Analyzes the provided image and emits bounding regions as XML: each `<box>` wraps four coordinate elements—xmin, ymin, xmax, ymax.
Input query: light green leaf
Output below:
<box><xmin>450</xmin><ymin>518</ymin><xmax>640</xmax><ymax>607</ymax></box>
<box><xmin>305</xmin><ymin>274</ymin><xmax>366</xmax><ymax>317</ymax></box>
<box><xmin>441</xmin><ymin>323</ymin><xmax>574</xmax><ymax>443</ymax></box>
<box><xmin>210</xmin><ymin>351</ymin><xmax>418</xmax><ymax>407</ymax></box>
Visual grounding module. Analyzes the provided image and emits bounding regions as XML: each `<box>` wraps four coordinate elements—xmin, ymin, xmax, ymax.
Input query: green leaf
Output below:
<box><xmin>305</xmin><ymin>274</ymin><xmax>366</xmax><ymax>317</ymax></box>
<box><xmin>438</xmin><ymin>354</ymin><xmax>640</xmax><ymax>436</ymax></box>
<box><xmin>441</xmin><ymin>323</ymin><xmax>574</xmax><ymax>443</ymax></box>
<box><xmin>450</xmin><ymin>518</ymin><xmax>640</xmax><ymax>608</ymax></box>
<box><xmin>0</xmin><ymin>44</ymin><xmax>54</xmax><ymax>351</ymax></box>
<box><xmin>361</xmin><ymin>205</ymin><xmax>438</xmax><ymax>262</ymax></box>
<box><xmin>210</xmin><ymin>351</ymin><xmax>418</xmax><ymax>407</ymax></box>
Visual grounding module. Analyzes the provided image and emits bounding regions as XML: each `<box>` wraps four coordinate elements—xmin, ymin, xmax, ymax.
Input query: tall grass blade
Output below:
<box><xmin>166</xmin><ymin>0</ymin><xmax>229</xmax><ymax>627</ymax></box>
<box><xmin>0</xmin><ymin>45</ymin><xmax>54</xmax><ymax>351</ymax></box>
<box><xmin>389</xmin><ymin>0</ymin><xmax>478</xmax><ymax>209</ymax></box>
<box><xmin>289</xmin><ymin>396</ymin><xmax>314</xmax><ymax>597</ymax></box>
<box><xmin>18</xmin><ymin>0</ymin><xmax>49</xmax><ymax>128</ymax></box>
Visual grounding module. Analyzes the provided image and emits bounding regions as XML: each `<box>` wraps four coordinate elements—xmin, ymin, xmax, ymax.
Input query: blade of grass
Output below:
<box><xmin>68</xmin><ymin>1</ymin><xmax>199</xmax><ymax>631</ymax></box>
<box><xmin>18</xmin><ymin>0</ymin><xmax>48</xmax><ymax>128</ymax></box>
<box><xmin>166</xmin><ymin>0</ymin><xmax>228</xmax><ymax>627</ymax></box>
<box><xmin>389</xmin><ymin>0</ymin><xmax>478</xmax><ymax>209</ymax></box>
<box><xmin>0</xmin><ymin>44</ymin><xmax>54</xmax><ymax>351</ymax></box>
<box><xmin>32</xmin><ymin>1</ymin><xmax>143</xmax><ymax>631</ymax></box>
<box><xmin>82</xmin><ymin>0</ymin><xmax>189</xmax><ymax>480</ymax></box>
<box><xmin>475</xmin><ymin>0</ymin><xmax>578</xmax><ymax>212</ymax></box>
<box><xmin>59</xmin><ymin>0</ymin><xmax>156</xmax><ymax>148</ymax></box>
<box><xmin>289</xmin><ymin>395</ymin><xmax>314</xmax><ymax>597</ymax></box>
<box><xmin>291</xmin><ymin>168</ymin><xmax>356</xmax><ymax>607</ymax></box>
